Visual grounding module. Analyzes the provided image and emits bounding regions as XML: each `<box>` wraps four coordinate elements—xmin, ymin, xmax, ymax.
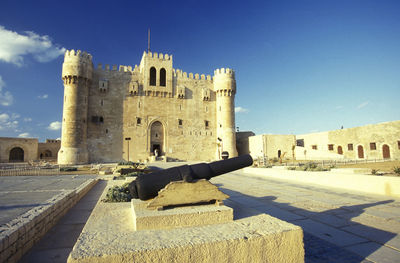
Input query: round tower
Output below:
<box><xmin>58</xmin><ymin>50</ymin><xmax>93</xmax><ymax>164</ymax></box>
<box><xmin>214</xmin><ymin>68</ymin><xmax>238</xmax><ymax>159</ymax></box>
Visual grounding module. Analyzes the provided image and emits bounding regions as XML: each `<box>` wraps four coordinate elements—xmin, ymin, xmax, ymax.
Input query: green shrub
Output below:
<box><xmin>393</xmin><ymin>167</ymin><xmax>400</xmax><ymax>176</ymax></box>
<box><xmin>371</xmin><ymin>169</ymin><xmax>379</xmax><ymax>175</ymax></box>
<box><xmin>103</xmin><ymin>183</ymin><xmax>131</xmax><ymax>202</ymax></box>
<box><xmin>60</xmin><ymin>167</ymin><xmax>78</xmax><ymax>172</ymax></box>
<box><xmin>287</xmin><ymin>167</ymin><xmax>296</xmax><ymax>170</ymax></box>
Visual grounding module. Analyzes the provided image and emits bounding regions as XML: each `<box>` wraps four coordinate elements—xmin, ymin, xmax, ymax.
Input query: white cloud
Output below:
<box><xmin>37</xmin><ymin>94</ymin><xmax>48</xmax><ymax>99</ymax></box>
<box><xmin>18</xmin><ymin>132</ymin><xmax>30</xmax><ymax>138</ymax></box>
<box><xmin>0</xmin><ymin>76</ymin><xmax>13</xmax><ymax>106</ymax></box>
<box><xmin>48</xmin><ymin>121</ymin><xmax>61</xmax><ymax>130</ymax></box>
<box><xmin>0</xmin><ymin>26</ymin><xmax>65</xmax><ymax>66</ymax></box>
<box><xmin>235</xmin><ymin>106</ymin><xmax>249</xmax><ymax>113</ymax></box>
<box><xmin>0</xmin><ymin>113</ymin><xmax>10</xmax><ymax>123</ymax></box>
<box><xmin>357</xmin><ymin>101</ymin><xmax>369</xmax><ymax>109</ymax></box>
<box><xmin>23</xmin><ymin>117</ymin><xmax>32</xmax><ymax>122</ymax></box>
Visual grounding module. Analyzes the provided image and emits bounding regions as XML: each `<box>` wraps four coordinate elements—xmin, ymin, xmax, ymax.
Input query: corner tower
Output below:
<box><xmin>214</xmin><ymin>68</ymin><xmax>238</xmax><ymax>159</ymax></box>
<box><xmin>58</xmin><ymin>50</ymin><xmax>93</xmax><ymax>164</ymax></box>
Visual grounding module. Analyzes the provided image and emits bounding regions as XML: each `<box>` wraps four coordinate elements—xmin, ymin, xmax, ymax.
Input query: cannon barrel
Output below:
<box><xmin>128</xmin><ymin>154</ymin><xmax>253</xmax><ymax>200</ymax></box>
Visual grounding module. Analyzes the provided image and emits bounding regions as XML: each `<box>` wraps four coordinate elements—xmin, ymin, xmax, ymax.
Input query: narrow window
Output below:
<box><xmin>150</xmin><ymin>67</ymin><xmax>156</xmax><ymax>86</ymax></box>
<box><xmin>205</xmin><ymin>106</ymin><xmax>208</xmax><ymax>112</ymax></box>
<box><xmin>178</xmin><ymin>119</ymin><xmax>183</xmax><ymax>126</ymax></box>
<box><xmin>106</xmin><ymin>129</ymin><xmax>108</xmax><ymax>134</ymax></box>
<box><xmin>348</xmin><ymin>144</ymin><xmax>353</xmax><ymax>151</ymax></box>
<box><xmin>370</xmin><ymin>142</ymin><xmax>376</xmax><ymax>150</ymax></box>
<box><xmin>137</xmin><ymin>117</ymin><xmax>142</xmax><ymax>125</ymax></box>
<box><xmin>312</xmin><ymin>145</ymin><xmax>317</xmax><ymax>150</ymax></box>
<box><xmin>398</xmin><ymin>141</ymin><xmax>400</xmax><ymax>150</ymax></box>
<box><xmin>328</xmin><ymin>144</ymin><xmax>334</xmax><ymax>151</ymax></box>
<box><xmin>205</xmin><ymin>120</ymin><xmax>209</xmax><ymax>129</ymax></box>
<box><xmin>138</xmin><ymin>102</ymin><xmax>141</xmax><ymax>108</ymax></box>
<box><xmin>99</xmin><ymin>116</ymin><xmax>104</xmax><ymax>123</ymax></box>
<box><xmin>160</xmin><ymin>68</ymin><xmax>166</xmax><ymax>86</ymax></box>
<box><xmin>179</xmin><ymin>105</ymin><xmax>182</xmax><ymax>111</ymax></box>
<box><xmin>100</xmin><ymin>99</ymin><xmax>103</xmax><ymax>106</ymax></box>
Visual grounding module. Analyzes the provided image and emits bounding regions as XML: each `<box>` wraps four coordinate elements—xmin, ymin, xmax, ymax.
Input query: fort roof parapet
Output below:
<box><xmin>174</xmin><ymin>69</ymin><xmax>212</xmax><ymax>81</ymax></box>
<box><xmin>214</xmin><ymin>68</ymin><xmax>235</xmax><ymax>78</ymax></box>
<box><xmin>143</xmin><ymin>51</ymin><xmax>172</xmax><ymax>61</ymax></box>
<box><xmin>64</xmin><ymin>49</ymin><xmax>92</xmax><ymax>62</ymax></box>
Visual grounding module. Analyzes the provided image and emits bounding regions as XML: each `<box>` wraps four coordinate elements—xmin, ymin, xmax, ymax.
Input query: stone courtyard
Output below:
<box><xmin>1</xmin><ymin>164</ymin><xmax>398</xmax><ymax>262</ymax></box>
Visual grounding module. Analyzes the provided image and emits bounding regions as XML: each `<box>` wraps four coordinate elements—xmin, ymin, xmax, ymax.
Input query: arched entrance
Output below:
<box><xmin>9</xmin><ymin>147</ymin><xmax>24</xmax><ymax>162</ymax></box>
<box><xmin>278</xmin><ymin>150</ymin><xmax>281</xmax><ymax>158</ymax></box>
<box><xmin>357</xmin><ymin>145</ymin><xmax>364</xmax><ymax>159</ymax></box>
<box><xmin>338</xmin><ymin>146</ymin><xmax>343</xmax><ymax>155</ymax></box>
<box><xmin>382</xmin><ymin>144</ymin><xmax>390</xmax><ymax>159</ymax></box>
<box><xmin>150</xmin><ymin>121</ymin><xmax>163</xmax><ymax>155</ymax></box>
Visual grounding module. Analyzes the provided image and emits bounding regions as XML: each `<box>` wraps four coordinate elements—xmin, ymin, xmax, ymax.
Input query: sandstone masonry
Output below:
<box><xmin>58</xmin><ymin>50</ymin><xmax>238</xmax><ymax>164</ymax></box>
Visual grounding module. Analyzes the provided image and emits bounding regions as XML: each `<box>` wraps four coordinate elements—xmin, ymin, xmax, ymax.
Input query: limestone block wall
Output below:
<box><xmin>298</xmin><ymin>121</ymin><xmax>400</xmax><ymax>160</ymax></box>
<box><xmin>265</xmin><ymin>135</ymin><xmax>296</xmax><ymax>160</ymax></box>
<box><xmin>38</xmin><ymin>139</ymin><xmax>61</xmax><ymax>160</ymax></box>
<box><xmin>0</xmin><ymin>138</ymin><xmax>38</xmax><ymax>163</ymax></box>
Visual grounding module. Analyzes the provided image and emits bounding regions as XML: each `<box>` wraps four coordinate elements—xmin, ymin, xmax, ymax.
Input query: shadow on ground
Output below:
<box><xmin>217</xmin><ymin>185</ymin><xmax>395</xmax><ymax>263</ymax></box>
<box><xmin>19</xmin><ymin>180</ymin><xmax>107</xmax><ymax>263</ymax></box>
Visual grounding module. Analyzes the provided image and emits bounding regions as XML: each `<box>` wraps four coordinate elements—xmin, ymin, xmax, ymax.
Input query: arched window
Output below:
<box><xmin>160</xmin><ymin>68</ymin><xmax>166</xmax><ymax>86</ymax></box>
<box><xmin>150</xmin><ymin>67</ymin><xmax>156</xmax><ymax>86</ymax></box>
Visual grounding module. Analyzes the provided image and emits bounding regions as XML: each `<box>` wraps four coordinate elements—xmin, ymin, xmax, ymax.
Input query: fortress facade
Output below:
<box><xmin>58</xmin><ymin>50</ymin><xmax>238</xmax><ymax>164</ymax></box>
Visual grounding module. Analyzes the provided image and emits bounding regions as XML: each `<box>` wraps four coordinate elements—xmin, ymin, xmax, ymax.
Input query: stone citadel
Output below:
<box><xmin>58</xmin><ymin>50</ymin><xmax>238</xmax><ymax>164</ymax></box>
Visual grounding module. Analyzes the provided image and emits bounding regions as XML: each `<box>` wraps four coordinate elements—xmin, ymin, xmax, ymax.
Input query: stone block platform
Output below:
<box><xmin>68</xmin><ymin>181</ymin><xmax>304</xmax><ymax>263</ymax></box>
<box><xmin>132</xmin><ymin>199</ymin><xmax>233</xmax><ymax>230</ymax></box>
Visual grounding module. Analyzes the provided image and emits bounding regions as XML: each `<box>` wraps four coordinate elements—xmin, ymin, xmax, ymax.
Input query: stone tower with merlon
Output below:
<box><xmin>58</xmin><ymin>50</ymin><xmax>93</xmax><ymax>164</ymax></box>
<box><xmin>214</xmin><ymin>68</ymin><xmax>238</xmax><ymax>158</ymax></box>
<box><xmin>58</xmin><ymin>48</ymin><xmax>238</xmax><ymax>164</ymax></box>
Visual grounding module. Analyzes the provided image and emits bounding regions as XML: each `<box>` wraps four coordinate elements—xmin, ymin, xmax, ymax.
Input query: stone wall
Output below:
<box><xmin>38</xmin><ymin>139</ymin><xmax>61</xmax><ymax>160</ymax></box>
<box><xmin>80</xmin><ymin>51</ymin><xmax>236</xmax><ymax>163</ymax></box>
<box><xmin>0</xmin><ymin>137</ymin><xmax>38</xmax><ymax>163</ymax></box>
<box><xmin>297</xmin><ymin>120</ymin><xmax>400</xmax><ymax>160</ymax></box>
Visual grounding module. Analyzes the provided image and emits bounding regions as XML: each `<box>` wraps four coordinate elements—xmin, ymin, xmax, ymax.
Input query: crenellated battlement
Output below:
<box><xmin>213</xmin><ymin>68</ymin><xmax>235</xmax><ymax>78</ymax></box>
<box><xmin>143</xmin><ymin>51</ymin><xmax>172</xmax><ymax>61</ymax></box>
<box><xmin>96</xmin><ymin>63</ymin><xmax>139</xmax><ymax>73</ymax></box>
<box><xmin>174</xmin><ymin>69</ymin><xmax>212</xmax><ymax>81</ymax></box>
<box><xmin>64</xmin><ymin>49</ymin><xmax>92</xmax><ymax>62</ymax></box>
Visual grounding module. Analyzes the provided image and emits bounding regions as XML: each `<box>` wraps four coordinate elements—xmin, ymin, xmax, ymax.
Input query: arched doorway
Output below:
<box><xmin>278</xmin><ymin>150</ymin><xmax>281</xmax><ymax>158</ymax></box>
<box><xmin>382</xmin><ymin>144</ymin><xmax>390</xmax><ymax>159</ymax></box>
<box><xmin>338</xmin><ymin>146</ymin><xmax>343</xmax><ymax>155</ymax></box>
<box><xmin>358</xmin><ymin>145</ymin><xmax>364</xmax><ymax>159</ymax></box>
<box><xmin>150</xmin><ymin>121</ymin><xmax>163</xmax><ymax>155</ymax></box>
<box><xmin>9</xmin><ymin>147</ymin><xmax>24</xmax><ymax>162</ymax></box>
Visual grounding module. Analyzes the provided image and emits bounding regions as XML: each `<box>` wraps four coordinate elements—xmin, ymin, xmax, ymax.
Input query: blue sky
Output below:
<box><xmin>0</xmin><ymin>0</ymin><xmax>399</xmax><ymax>141</ymax></box>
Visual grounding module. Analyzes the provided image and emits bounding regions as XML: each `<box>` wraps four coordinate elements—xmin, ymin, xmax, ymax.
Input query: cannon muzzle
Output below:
<box><xmin>128</xmin><ymin>154</ymin><xmax>253</xmax><ymax>200</ymax></box>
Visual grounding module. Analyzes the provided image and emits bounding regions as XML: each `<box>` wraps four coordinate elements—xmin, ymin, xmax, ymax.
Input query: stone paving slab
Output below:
<box><xmin>0</xmin><ymin>175</ymin><xmax>97</xmax><ymax>226</ymax></box>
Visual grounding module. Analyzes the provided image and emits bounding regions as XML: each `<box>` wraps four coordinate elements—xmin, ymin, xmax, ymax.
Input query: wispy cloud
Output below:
<box><xmin>47</xmin><ymin>121</ymin><xmax>61</xmax><ymax>130</ymax></box>
<box><xmin>335</xmin><ymin>105</ymin><xmax>344</xmax><ymax>110</ymax></box>
<box><xmin>37</xmin><ymin>94</ymin><xmax>48</xmax><ymax>99</ymax></box>
<box><xmin>357</xmin><ymin>101</ymin><xmax>369</xmax><ymax>109</ymax></box>
<box><xmin>23</xmin><ymin>117</ymin><xmax>32</xmax><ymax>122</ymax></box>
<box><xmin>0</xmin><ymin>25</ymin><xmax>65</xmax><ymax>66</ymax></box>
<box><xmin>235</xmin><ymin>106</ymin><xmax>249</xmax><ymax>113</ymax></box>
<box><xmin>0</xmin><ymin>112</ymin><xmax>18</xmax><ymax>131</ymax></box>
<box><xmin>18</xmin><ymin>132</ymin><xmax>30</xmax><ymax>138</ymax></box>
<box><xmin>0</xmin><ymin>76</ymin><xmax>13</xmax><ymax>106</ymax></box>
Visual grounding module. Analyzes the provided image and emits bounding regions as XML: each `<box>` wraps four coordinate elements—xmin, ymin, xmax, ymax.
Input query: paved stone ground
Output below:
<box><xmin>19</xmin><ymin>180</ymin><xmax>107</xmax><ymax>263</ymax></box>
<box><xmin>8</xmin><ymin>165</ymin><xmax>400</xmax><ymax>262</ymax></box>
<box><xmin>0</xmin><ymin>175</ymin><xmax>97</xmax><ymax>225</ymax></box>
<box><xmin>210</xmin><ymin>171</ymin><xmax>400</xmax><ymax>263</ymax></box>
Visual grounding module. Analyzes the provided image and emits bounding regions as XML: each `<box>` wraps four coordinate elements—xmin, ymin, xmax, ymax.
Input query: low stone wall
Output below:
<box><xmin>0</xmin><ymin>179</ymin><xmax>98</xmax><ymax>263</ymax></box>
<box><xmin>243</xmin><ymin>167</ymin><xmax>400</xmax><ymax>197</ymax></box>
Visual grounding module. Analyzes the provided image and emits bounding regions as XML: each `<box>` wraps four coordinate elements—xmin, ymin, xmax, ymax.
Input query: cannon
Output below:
<box><xmin>128</xmin><ymin>154</ymin><xmax>253</xmax><ymax>200</ymax></box>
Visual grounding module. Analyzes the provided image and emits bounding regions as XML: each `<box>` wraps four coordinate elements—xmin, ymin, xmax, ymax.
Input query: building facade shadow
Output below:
<box><xmin>217</xmin><ymin>185</ymin><xmax>396</xmax><ymax>263</ymax></box>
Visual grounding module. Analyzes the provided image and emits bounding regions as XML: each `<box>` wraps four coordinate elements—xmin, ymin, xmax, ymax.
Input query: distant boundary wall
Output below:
<box><xmin>243</xmin><ymin>167</ymin><xmax>400</xmax><ymax>198</ymax></box>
